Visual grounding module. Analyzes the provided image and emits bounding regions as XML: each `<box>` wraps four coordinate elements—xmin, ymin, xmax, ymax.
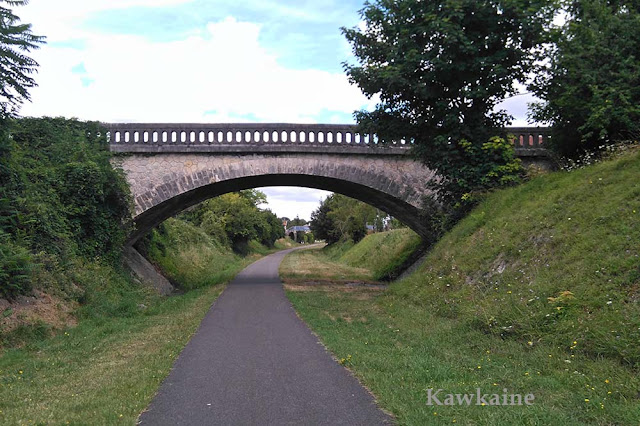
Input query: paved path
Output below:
<box><xmin>138</xmin><ymin>247</ymin><xmax>391</xmax><ymax>425</ymax></box>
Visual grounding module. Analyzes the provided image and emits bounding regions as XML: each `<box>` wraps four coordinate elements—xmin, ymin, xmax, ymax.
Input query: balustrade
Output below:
<box><xmin>106</xmin><ymin>123</ymin><xmax>550</xmax><ymax>152</ymax></box>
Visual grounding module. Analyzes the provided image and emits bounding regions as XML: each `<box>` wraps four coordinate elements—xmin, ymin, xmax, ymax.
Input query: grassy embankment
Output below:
<box><xmin>282</xmin><ymin>149</ymin><xmax>640</xmax><ymax>425</ymax></box>
<box><xmin>0</xmin><ymin>218</ymin><xmax>291</xmax><ymax>424</ymax></box>
<box><xmin>281</xmin><ymin>228</ymin><xmax>422</xmax><ymax>284</ymax></box>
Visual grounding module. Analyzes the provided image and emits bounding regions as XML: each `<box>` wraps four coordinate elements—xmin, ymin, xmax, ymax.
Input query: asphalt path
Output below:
<box><xmin>138</xmin><ymin>247</ymin><xmax>391</xmax><ymax>425</ymax></box>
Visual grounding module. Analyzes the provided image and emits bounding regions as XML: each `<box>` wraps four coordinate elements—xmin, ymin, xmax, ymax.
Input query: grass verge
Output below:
<box><xmin>0</xmin><ymin>284</ymin><xmax>224</xmax><ymax>424</ymax></box>
<box><xmin>287</xmin><ymin>286</ymin><xmax>640</xmax><ymax>425</ymax></box>
<box><xmin>280</xmin><ymin>245</ymin><xmax>375</xmax><ymax>284</ymax></box>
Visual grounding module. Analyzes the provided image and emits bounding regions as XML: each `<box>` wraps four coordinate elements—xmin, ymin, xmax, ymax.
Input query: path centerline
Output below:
<box><xmin>138</xmin><ymin>247</ymin><xmax>391</xmax><ymax>425</ymax></box>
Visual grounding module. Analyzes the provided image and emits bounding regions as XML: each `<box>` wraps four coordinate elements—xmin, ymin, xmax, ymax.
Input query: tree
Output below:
<box><xmin>342</xmin><ymin>0</ymin><xmax>555</xmax><ymax>208</ymax></box>
<box><xmin>259</xmin><ymin>209</ymin><xmax>285</xmax><ymax>247</ymax></box>
<box><xmin>238</xmin><ymin>189</ymin><xmax>267</xmax><ymax>206</ymax></box>
<box><xmin>304</xmin><ymin>231</ymin><xmax>315</xmax><ymax>244</ymax></box>
<box><xmin>310</xmin><ymin>194</ymin><xmax>385</xmax><ymax>244</ymax></box>
<box><xmin>179</xmin><ymin>190</ymin><xmax>284</xmax><ymax>253</ymax></box>
<box><xmin>289</xmin><ymin>216</ymin><xmax>307</xmax><ymax>226</ymax></box>
<box><xmin>0</xmin><ymin>0</ymin><xmax>45</xmax><ymax>118</ymax></box>
<box><xmin>310</xmin><ymin>197</ymin><xmax>339</xmax><ymax>243</ymax></box>
<box><xmin>528</xmin><ymin>1</ymin><xmax>640</xmax><ymax>156</ymax></box>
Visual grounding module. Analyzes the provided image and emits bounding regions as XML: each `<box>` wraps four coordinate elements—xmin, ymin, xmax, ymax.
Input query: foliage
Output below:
<box><xmin>310</xmin><ymin>194</ymin><xmax>385</xmax><ymax>244</ymax></box>
<box><xmin>342</xmin><ymin>0</ymin><xmax>555</xmax><ymax>207</ymax></box>
<box><xmin>303</xmin><ymin>231</ymin><xmax>315</xmax><ymax>244</ymax></box>
<box><xmin>288</xmin><ymin>216</ymin><xmax>307</xmax><ymax>226</ymax></box>
<box><xmin>0</xmin><ymin>0</ymin><xmax>45</xmax><ymax>118</ymax></box>
<box><xmin>179</xmin><ymin>190</ymin><xmax>284</xmax><ymax>254</ymax></box>
<box><xmin>529</xmin><ymin>1</ymin><xmax>640</xmax><ymax>157</ymax></box>
<box><xmin>140</xmin><ymin>218</ymin><xmax>253</xmax><ymax>291</ymax></box>
<box><xmin>260</xmin><ymin>209</ymin><xmax>285</xmax><ymax>247</ymax></box>
<box><xmin>0</xmin><ymin>231</ymin><xmax>31</xmax><ymax>298</ymax></box>
<box><xmin>5</xmin><ymin>118</ymin><xmax>131</xmax><ymax>259</ymax></box>
<box><xmin>289</xmin><ymin>230</ymin><xmax>306</xmax><ymax>244</ymax></box>
<box><xmin>0</xmin><ymin>117</ymin><xmax>132</xmax><ymax>298</ymax></box>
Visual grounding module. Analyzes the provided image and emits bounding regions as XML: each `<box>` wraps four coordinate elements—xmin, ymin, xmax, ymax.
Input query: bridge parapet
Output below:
<box><xmin>106</xmin><ymin>123</ymin><xmax>551</xmax><ymax>155</ymax></box>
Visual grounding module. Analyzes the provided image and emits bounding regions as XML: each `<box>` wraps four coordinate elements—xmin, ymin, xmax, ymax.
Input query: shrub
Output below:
<box><xmin>0</xmin><ymin>117</ymin><xmax>132</xmax><ymax>298</ymax></box>
<box><xmin>0</xmin><ymin>232</ymin><xmax>32</xmax><ymax>299</ymax></box>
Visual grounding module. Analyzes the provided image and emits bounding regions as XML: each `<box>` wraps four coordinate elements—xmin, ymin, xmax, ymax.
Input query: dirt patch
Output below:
<box><xmin>0</xmin><ymin>290</ymin><xmax>77</xmax><ymax>335</ymax></box>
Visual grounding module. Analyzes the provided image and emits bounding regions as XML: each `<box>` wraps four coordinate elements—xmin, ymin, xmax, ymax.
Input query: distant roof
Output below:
<box><xmin>286</xmin><ymin>225</ymin><xmax>310</xmax><ymax>232</ymax></box>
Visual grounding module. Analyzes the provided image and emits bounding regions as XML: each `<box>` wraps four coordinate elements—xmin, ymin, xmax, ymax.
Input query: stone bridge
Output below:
<box><xmin>108</xmin><ymin>123</ymin><xmax>551</xmax><ymax>243</ymax></box>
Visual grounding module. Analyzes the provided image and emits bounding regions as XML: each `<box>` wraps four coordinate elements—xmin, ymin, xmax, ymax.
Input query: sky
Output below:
<box><xmin>17</xmin><ymin>0</ymin><xmax>537</xmax><ymax>221</ymax></box>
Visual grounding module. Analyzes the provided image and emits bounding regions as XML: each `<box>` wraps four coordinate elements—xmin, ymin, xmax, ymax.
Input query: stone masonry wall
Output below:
<box><xmin>114</xmin><ymin>153</ymin><xmax>437</xmax><ymax>218</ymax></box>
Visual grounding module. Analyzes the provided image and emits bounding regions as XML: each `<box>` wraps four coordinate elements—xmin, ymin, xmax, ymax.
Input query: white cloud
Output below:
<box><xmin>15</xmin><ymin>5</ymin><xmax>365</xmax><ymax>215</ymax></box>
<box><xmin>497</xmin><ymin>93</ymin><xmax>538</xmax><ymax>127</ymax></box>
<box><xmin>20</xmin><ymin>12</ymin><xmax>373</xmax><ymax>123</ymax></box>
<box><xmin>261</xmin><ymin>187</ymin><xmax>331</xmax><ymax>221</ymax></box>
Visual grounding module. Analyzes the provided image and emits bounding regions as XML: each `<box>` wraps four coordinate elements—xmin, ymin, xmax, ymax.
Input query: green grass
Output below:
<box><xmin>290</xmin><ymin>228</ymin><xmax>423</xmax><ymax>283</ymax></box>
<box><xmin>392</xmin><ymin>149</ymin><xmax>640</xmax><ymax>365</ymax></box>
<box><xmin>0</xmin><ymin>284</ymin><xmax>224</xmax><ymax>424</ymax></box>
<box><xmin>280</xmin><ymin>245</ymin><xmax>375</xmax><ymax>284</ymax></box>
<box><xmin>145</xmin><ymin>218</ymin><xmax>257</xmax><ymax>291</ymax></box>
<box><xmin>334</xmin><ymin>228</ymin><xmax>423</xmax><ymax>280</ymax></box>
<box><xmin>0</xmin><ymin>217</ymin><xmax>286</xmax><ymax>423</ymax></box>
<box><xmin>287</xmin><ymin>288</ymin><xmax>640</xmax><ymax>425</ymax></box>
<box><xmin>283</xmin><ymin>149</ymin><xmax>640</xmax><ymax>424</ymax></box>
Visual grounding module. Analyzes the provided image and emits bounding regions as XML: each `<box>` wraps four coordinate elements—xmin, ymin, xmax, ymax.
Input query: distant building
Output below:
<box><xmin>286</xmin><ymin>225</ymin><xmax>311</xmax><ymax>242</ymax></box>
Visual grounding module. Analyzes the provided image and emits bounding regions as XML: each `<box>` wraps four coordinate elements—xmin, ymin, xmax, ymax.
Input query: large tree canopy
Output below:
<box><xmin>0</xmin><ymin>0</ymin><xmax>44</xmax><ymax>118</ymax></box>
<box><xmin>342</xmin><ymin>0</ymin><xmax>555</xmax><ymax>206</ymax></box>
<box><xmin>529</xmin><ymin>1</ymin><xmax>640</xmax><ymax>156</ymax></box>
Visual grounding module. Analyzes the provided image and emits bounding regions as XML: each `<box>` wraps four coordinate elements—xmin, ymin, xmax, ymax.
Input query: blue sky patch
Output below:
<box><xmin>81</xmin><ymin>0</ymin><xmax>363</xmax><ymax>73</ymax></box>
<box><xmin>80</xmin><ymin>77</ymin><xmax>95</xmax><ymax>88</ymax></box>
<box><xmin>71</xmin><ymin>63</ymin><xmax>87</xmax><ymax>74</ymax></box>
<box><xmin>49</xmin><ymin>39</ymin><xmax>87</xmax><ymax>50</ymax></box>
<box><xmin>315</xmin><ymin>109</ymin><xmax>356</xmax><ymax>124</ymax></box>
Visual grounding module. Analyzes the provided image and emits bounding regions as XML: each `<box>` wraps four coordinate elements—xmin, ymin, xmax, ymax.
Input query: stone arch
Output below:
<box><xmin>117</xmin><ymin>154</ymin><xmax>437</xmax><ymax>244</ymax></box>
